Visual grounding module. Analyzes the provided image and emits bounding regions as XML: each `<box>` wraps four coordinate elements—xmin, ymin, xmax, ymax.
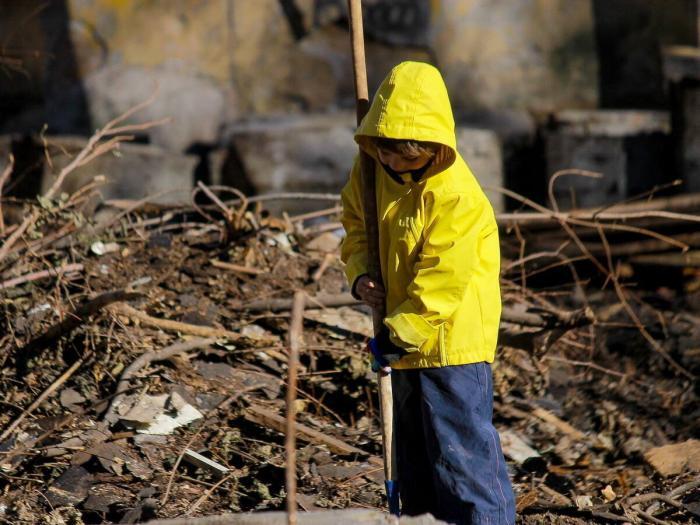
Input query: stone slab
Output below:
<box><xmin>545</xmin><ymin>110</ymin><xmax>675</xmax><ymax>208</ymax></box>
<box><xmin>39</xmin><ymin>136</ymin><xmax>196</xmax><ymax>205</ymax></box>
<box><xmin>456</xmin><ymin>128</ymin><xmax>504</xmax><ymax>212</ymax></box>
<box><xmin>224</xmin><ymin>113</ymin><xmax>357</xmax><ymax>215</ymax></box>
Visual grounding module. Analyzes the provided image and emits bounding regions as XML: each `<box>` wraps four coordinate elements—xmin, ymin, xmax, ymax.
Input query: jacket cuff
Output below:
<box><xmin>384</xmin><ymin>301</ymin><xmax>438</xmax><ymax>353</ymax></box>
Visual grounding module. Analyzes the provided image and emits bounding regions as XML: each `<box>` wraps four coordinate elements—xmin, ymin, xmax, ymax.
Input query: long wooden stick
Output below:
<box><xmin>286</xmin><ymin>291</ymin><xmax>305</xmax><ymax>525</ymax></box>
<box><xmin>347</xmin><ymin>0</ymin><xmax>396</xmax><ymax>511</ymax></box>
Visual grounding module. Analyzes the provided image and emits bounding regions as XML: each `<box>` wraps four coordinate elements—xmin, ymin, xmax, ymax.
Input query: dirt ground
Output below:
<box><xmin>0</xmin><ymin>189</ymin><xmax>698</xmax><ymax>525</ymax></box>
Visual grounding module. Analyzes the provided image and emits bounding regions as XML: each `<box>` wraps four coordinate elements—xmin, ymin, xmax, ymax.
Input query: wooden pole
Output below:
<box><xmin>346</xmin><ymin>0</ymin><xmax>398</xmax><ymax>514</ymax></box>
<box><xmin>285</xmin><ymin>291</ymin><xmax>305</xmax><ymax>525</ymax></box>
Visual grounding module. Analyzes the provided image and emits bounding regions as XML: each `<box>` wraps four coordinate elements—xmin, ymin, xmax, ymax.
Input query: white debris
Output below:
<box><xmin>119</xmin><ymin>392</ymin><xmax>203</xmax><ymax>435</ymax></box>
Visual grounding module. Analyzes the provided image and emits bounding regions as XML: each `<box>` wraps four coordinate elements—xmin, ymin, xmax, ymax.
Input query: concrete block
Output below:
<box><xmin>224</xmin><ymin>113</ymin><xmax>357</xmax><ymax>215</ymax></box>
<box><xmin>456</xmin><ymin>128</ymin><xmax>504</xmax><ymax>212</ymax></box>
<box><xmin>664</xmin><ymin>46</ymin><xmax>700</xmax><ymax>192</ymax></box>
<box><xmin>39</xmin><ymin>136</ymin><xmax>196</xmax><ymax>205</ymax></box>
<box><xmin>545</xmin><ymin>110</ymin><xmax>674</xmax><ymax>209</ymax></box>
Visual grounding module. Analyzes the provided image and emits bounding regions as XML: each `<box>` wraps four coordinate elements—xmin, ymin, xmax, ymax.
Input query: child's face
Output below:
<box><xmin>376</xmin><ymin>147</ymin><xmax>432</xmax><ymax>174</ymax></box>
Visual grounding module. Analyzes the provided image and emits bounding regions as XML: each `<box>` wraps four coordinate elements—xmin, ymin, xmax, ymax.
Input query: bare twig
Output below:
<box><xmin>494</xmin><ymin>187</ymin><xmax>689</xmax><ymax>251</ymax></box>
<box><xmin>185</xmin><ymin>472</ymin><xmax>237</xmax><ymax>517</ymax></box>
<box><xmin>18</xmin><ymin>290</ymin><xmax>142</xmax><ymax>363</ymax></box>
<box><xmin>210</xmin><ymin>259</ymin><xmax>265</xmax><ymax>276</ymax></box>
<box><xmin>548</xmin><ymin>169</ymin><xmax>603</xmax><ymax>213</ymax></box>
<box><xmin>0</xmin><ymin>353</ymin><xmax>90</xmax><ymax>442</ymax></box>
<box><xmin>0</xmin><ymin>263</ymin><xmax>83</xmax><ymax>290</ymax></box>
<box><xmin>312</xmin><ymin>253</ymin><xmax>335</xmax><ymax>282</ymax></box>
<box><xmin>596</xmin><ymin>225</ymin><xmax>693</xmax><ymax>379</ymax></box>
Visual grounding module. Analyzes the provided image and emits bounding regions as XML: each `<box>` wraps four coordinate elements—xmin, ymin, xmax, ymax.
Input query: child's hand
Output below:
<box><xmin>355</xmin><ymin>275</ymin><xmax>385</xmax><ymax>308</ymax></box>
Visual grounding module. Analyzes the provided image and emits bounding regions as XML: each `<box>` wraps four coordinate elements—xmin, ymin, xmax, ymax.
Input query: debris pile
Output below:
<box><xmin>0</xmin><ymin>134</ymin><xmax>699</xmax><ymax>524</ymax></box>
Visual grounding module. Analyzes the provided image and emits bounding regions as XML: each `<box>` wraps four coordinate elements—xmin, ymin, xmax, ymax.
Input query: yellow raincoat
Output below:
<box><xmin>340</xmin><ymin>61</ymin><xmax>501</xmax><ymax>369</ymax></box>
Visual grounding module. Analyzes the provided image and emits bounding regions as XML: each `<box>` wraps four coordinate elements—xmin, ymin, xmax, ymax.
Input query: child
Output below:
<box><xmin>340</xmin><ymin>61</ymin><xmax>516</xmax><ymax>525</ymax></box>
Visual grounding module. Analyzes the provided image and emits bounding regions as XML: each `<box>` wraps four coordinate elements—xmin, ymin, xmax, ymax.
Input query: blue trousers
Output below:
<box><xmin>391</xmin><ymin>362</ymin><xmax>516</xmax><ymax>525</ymax></box>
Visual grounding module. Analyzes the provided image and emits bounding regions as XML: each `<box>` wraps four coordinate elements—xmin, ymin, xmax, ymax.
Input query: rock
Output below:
<box><xmin>46</xmin><ymin>466</ymin><xmax>92</xmax><ymax>507</ymax></box>
<box><xmin>120</xmin><ymin>394</ymin><xmax>170</xmax><ymax>424</ymax></box>
<box><xmin>39</xmin><ymin>136</ymin><xmax>196</xmax><ymax>204</ymax></box>
<box><xmin>59</xmin><ymin>388</ymin><xmax>86</xmax><ymax>411</ymax></box>
<box><xmin>643</xmin><ymin>439</ymin><xmax>700</xmax><ymax>477</ymax></box>
<box><xmin>86</xmin><ymin>441</ymin><xmax>130</xmax><ymax>476</ymax></box>
<box><xmin>229</xmin><ymin>0</ymin><xmax>337</xmax><ymax>114</ymax></box>
<box><xmin>305</xmin><ymin>232</ymin><xmax>342</xmax><ymax>253</ymax></box>
<box><xmin>225</xmin><ymin>113</ymin><xmax>356</xmax><ymax>215</ymax></box>
<box><xmin>594</xmin><ymin>1</ymin><xmax>698</xmax><ymax>108</ymax></box>
<box><xmin>456</xmin><ymin>128</ymin><xmax>504</xmax><ymax>211</ymax></box>
<box><xmin>498</xmin><ymin>429</ymin><xmax>540</xmax><ymax>464</ymax></box>
<box><xmin>304</xmin><ymin>307</ymin><xmax>373</xmax><ymax>338</ymax></box>
<box><xmin>117</xmin><ymin>391</ymin><xmax>204</xmax><ymax>435</ymax></box>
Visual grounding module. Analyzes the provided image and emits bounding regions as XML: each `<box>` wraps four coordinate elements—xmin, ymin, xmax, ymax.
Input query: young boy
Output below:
<box><xmin>340</xmin><ymin>61</ymin><xmax>516</xmax><ymax>525</ymax></box>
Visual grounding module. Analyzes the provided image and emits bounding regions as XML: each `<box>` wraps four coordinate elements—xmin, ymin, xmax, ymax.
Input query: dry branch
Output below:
<box><xmin>0</xmin><ymin>263</ymin><xmax>83</xmax><ymax>290</ymax></box>
<box><xmin>108</xmin><ymin>302</ymin><xmax>240</xmax><ymax>340</ymax></box>
<box><xmin>245</xmin><ymin>404</ymin><xmax>369</xmax><ymax>458</ymax></box>
<box><xmin>0</xmin><ymin>353</ymin><xmax>90</xmax><ymax>442</ymax></box>
<box><xmin>0</xmin><ymin>96</ymin><xmax>167</xmax><ymax>265</ymax></box>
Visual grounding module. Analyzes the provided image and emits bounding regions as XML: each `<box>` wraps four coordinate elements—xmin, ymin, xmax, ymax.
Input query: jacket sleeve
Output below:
<box><xmin>384</xmin><ymin>191</ymin><xmax>493</xmax><ymax>353</ymax></box>
<box><xmin>340</xmin><ymin>157</ymin><xmax>369</xmax><ymax>293</ymax></box>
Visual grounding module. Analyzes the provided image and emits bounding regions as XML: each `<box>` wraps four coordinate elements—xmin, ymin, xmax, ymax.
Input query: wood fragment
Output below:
<box><xmin>182</xmin><ymin>449</ymin><xmax>230</xmax><ymax>477</ymax></box>
<box><xmin>210</xmin><ymin>259</ymin><xmax>265</xmax><ymax>275</ymax></box>
<box><xmin>0</xmin><ymin>153</ymin><xmax>15</xmax><ymax>236</ymax></box>
<box><xmin>530</xmin><ymin>407</ymin><xmax>587</xmax><ymax>441</ymax></box>
<box><xmin>245</xmin><ymin>404</ymin><xmax>369</xmax><ymax>458</ymax></box>
<box><xmin>236</xmin><ymin>293</ymin><xmax>357</xmax><ymax>312</ymax></box>
<box><xmin>644</xmin><ymin>439</ymin><xmax>700</xmax><ymax>477</ymax></box>
<box><xmin>108</xmin><ymin>302</ymin><xmax>240</xmax><ymax>340</ymax></box>
<box><xmin>311</xmin><ymin>253</ymin><xmax>335</xmax><ymax>282</ymax></box>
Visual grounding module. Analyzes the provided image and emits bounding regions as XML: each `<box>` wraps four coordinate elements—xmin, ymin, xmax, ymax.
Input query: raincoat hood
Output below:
<box><xmin>355</xmin><ymin>61</ymin><xmax>457</xmax><ymax>177</ymax></box>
